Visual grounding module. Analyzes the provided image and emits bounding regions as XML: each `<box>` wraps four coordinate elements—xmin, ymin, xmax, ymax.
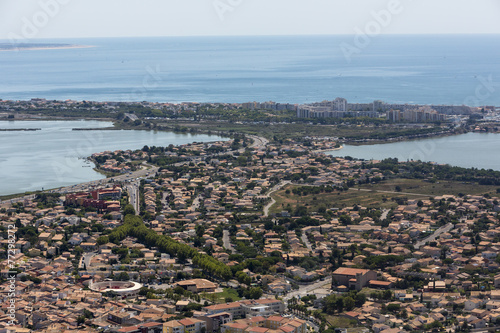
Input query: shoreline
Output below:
<box><xmin>0</xmin><ymin>45</ymin><xmax>95</xmax><ymax>52</ymax></box>
<box><xmin>313</xmin><ymin>145</ymin><xmax>343</xmax><ymax>154</ymax></box>
<box><xmin>0</xmin><ymin>128</ymin><xmax>41</xmax><ymax>131</ymax></box>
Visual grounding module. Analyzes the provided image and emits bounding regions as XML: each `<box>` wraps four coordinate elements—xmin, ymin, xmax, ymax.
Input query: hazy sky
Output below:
<box><xmin>1</xmin><ymin>0</ymin><xmax>500</xmax><ymax>40</ymax></box>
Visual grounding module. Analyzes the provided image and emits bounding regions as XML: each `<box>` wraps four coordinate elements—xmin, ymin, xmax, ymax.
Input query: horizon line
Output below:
<box><xmin>2</xmin><ymin>32</ymin><xmax>500</xmax><ymax>41</ymax></box>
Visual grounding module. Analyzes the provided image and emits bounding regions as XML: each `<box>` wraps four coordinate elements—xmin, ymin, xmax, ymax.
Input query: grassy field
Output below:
<box><xmin>0</xmin><ymin>193</ymin><xmax>26</xmax><ymax>201</ymax></box>
<box><xmin>359</xmin><ymin>178</ymin><xmax>500</xmax><ymax>197</ymax></box>
<box><xmin>269</xmin><ymin>178</ymin><xmax>499</xmax><ymax>214</ymax></box>
<box><xmin>0</xmin><ymin>191</ymin><xmax>40</xmax><ymax>201</ymax></box>
<box><xmin>325</xmin><ymin>315</ymin><xmax>360</xmax><ymax>329</ymax></box>
<box><xmin>215</xmin><ymin>288</ymin><xmax>241</xmax><ymax>303</ymax></box>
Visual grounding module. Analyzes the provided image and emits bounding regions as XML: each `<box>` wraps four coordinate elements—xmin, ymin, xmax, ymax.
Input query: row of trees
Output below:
<box><xmin>106</xmin><ymin>215</ymin><xmax>232</xmax><ymax>280</ymax></box>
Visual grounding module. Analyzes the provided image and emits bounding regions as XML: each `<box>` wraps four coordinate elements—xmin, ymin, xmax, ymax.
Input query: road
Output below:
<box><xmin>301</xmin><ymin>233</ymin><xmax>313</xmax><ymax>252</ymax></box>
<box><xmin>125</xmin><ymin>181</ymin><xmax>140</xmax><ymax>214</ymax></box>
<box><xmin>2</xmin><ymin>135</ymin><xmax>264</xmax><ymax>206</ymax></box>
<box><xmin>415</xmin><ymin>223</ymin><xmax>454</xmax><ymax>249</ymax></box>
<box><xmin>263</xmin><ymin>181</ymin><xmax>291</xmax><ymax>217</ymax></box>
<box><xmin>380</xmin><ymin>208</ymin><xmax>390</xmax><ymax>221</ymax></box>
<box><xmin>349</xmin><ymin>187</ymin><xmax>433</xmax><ymax>197</ymax></box>
<box><xmin>80</xmin><ymin>252</ymin><xmax>96</xmax><ymax>269</ymax></box>
<box><xmin>148</xmin><ymin>283</ymin><xmax>172</xmax><ymax>290</ymax></box>
<box><xmin>58</xmin><ymin>163</ymin><xmax>157</xmax><ymax>195</ymax></box>
<box><xmin>222</xmin><ymin>230</ymin><xmax>236</xmax><ymax>254</ymax></box>
<box><xmin>283</xmin><ymin>277</ymin><xmax>332</xmax><ymax>301</ymax></box>
<box><xmin>191</xmin><ymin>195</ymin><xmax>202</xmax><ymax>210</ymax></box>
<box><xmin>0</xmin><ymin>194</ymin><xmax>36</xmax><ymax>207</ymax></box>
<box><xmin>1</xmin><ymin>163</ymin><xmax>158</xmax><ymax>210</ymax></box>
<box><xmin>247</xmin><ymin>135</ymin><xmax>269</xmax><ymax>149</ymax></box>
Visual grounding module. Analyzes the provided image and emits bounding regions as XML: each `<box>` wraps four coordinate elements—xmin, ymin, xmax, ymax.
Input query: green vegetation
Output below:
<box><xmin>322</xmin><ymin>291</ymin><xmax>367</xmax><ymax>315</ymax></box>
<box><xmin>106</xmin><ymin>215</ymin><xmax>232</xmax><ymax>280</ymax></box>
<box><xmin>270</xmin><ymin>177</ymin><xmax>500</xmax><ymax>215</ymax></box>
<box><xmin>363</xmin><ymin>255</ymin><xmax>405</xmax><ymax>269</ymax></box>
<box><xmin>215</xmin><ymin>288</ymin><xmax>241</xmax><ymax>303</ymax></box>
<box><xmin>373</xmin><ymin>158</ymin><xmax>500</xmax><ymax>185</ymax></box>
<box><xmin>324</xmin><ymin>315</ymin><xmax>359</xmax><ymax>329</ymax></box>
<box><xmin>154</xmin><ymin>120</ymin><xmax>450</xmax><ymax>142</ymax></box>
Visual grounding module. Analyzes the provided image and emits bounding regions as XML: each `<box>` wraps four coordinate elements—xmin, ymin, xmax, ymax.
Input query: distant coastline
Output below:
<box><xmin>0</xmin><ymin>128</ymin><xmax>41</xmax><ymax>131</ymax></box>
<box><xmin>0</xmin><ymin>43</ymin><xmax>94</xmax><ymax>52</ymax></box>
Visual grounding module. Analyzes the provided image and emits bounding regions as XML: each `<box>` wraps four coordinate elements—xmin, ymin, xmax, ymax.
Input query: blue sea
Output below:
<box><xmin>1</xmin><ymin>34</ymin><xmax>500</xmax><ymax>105</ymax></box>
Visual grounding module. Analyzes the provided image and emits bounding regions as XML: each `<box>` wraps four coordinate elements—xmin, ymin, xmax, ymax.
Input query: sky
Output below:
<box><xmin>1</xmin><ymin>0</ymin><xmax>500</xmax><ymax>40</ymax></box>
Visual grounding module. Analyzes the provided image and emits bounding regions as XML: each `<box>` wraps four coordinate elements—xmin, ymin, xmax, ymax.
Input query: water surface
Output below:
<box><xmin>326</xmin><ymin>132</ymin><xmax>500</xmax><ymax>171</ymax></box>
<box><xmin>0</xmin><ymin>120</ymin><xmax>224</xmax><ymax>195</ymax></box>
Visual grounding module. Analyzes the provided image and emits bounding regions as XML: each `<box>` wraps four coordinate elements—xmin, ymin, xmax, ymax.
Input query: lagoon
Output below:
<box><xmin>0</xmin><ymin>120</ymin><xmax>225</xmax><ymax>195</ymax></box>
<box><xmin>326</xmin><ymin>132</ymin><xmax>500</xmax><ymax>171</ymax></box>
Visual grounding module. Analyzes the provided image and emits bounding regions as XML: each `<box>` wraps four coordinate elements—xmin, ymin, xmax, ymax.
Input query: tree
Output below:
<box><xmin>339</xmin><ymin>214</ymin><xmax>351</xmax><ymax>225</ymax></box>
<box><xmin>96</xmin><ymin>236</ymin><xmax>109</xmax><ymax>245</ymax></box>
<box><xmin>383</xmin><ymin>289</ymin><xmax>392</xmax><ymax>300</ymax></box>
<box><xmin>123</xmin><ymin>204</ymin><xmax>136</xmax><ymax>216</ymax></box>
<box><xmin>387</xmin><ymin>303</ymin><xmax>401</xmax><ymax>313</ymax></box>
<box><xmin>349</xmin><ymin>244</ymin><xmax>358</xmax><ymax>258</ymax></box>
<box><xmin>116</xmin><ymin>272</ymin><xmax>130</xmax><ymax>281</ymax></box>
<box><xmin>246</xmin><ymin>287</ymin><xmax>263</xmax><ymax>299</ymax></box>
<box><xmin>77</xmin><ymin>316</ymin><xmax>85</xmax><ymax>326</ymax></box>
<box><xmin>335</xmin><ymin>297</ymin><xmax>344</xmax><ymax>313</ymax></box>
<box><xmin>343</xmin><ymin>296</ymin><xmax>355</xmax><ymax>311</ymax></box>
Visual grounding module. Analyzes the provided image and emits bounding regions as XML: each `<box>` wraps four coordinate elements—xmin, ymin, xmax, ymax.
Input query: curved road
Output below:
<box><xmin>263</xmin><ymin>181</ymin><xmax>291</xmax><ymax>217</ymax></box>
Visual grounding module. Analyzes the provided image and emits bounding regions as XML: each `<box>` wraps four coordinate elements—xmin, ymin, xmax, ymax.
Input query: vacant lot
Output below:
<box><xmin>269</xmin><ymin>178</ymin><xmax>498</xmax><ymax>214</ymax></box>
<box><xmin>325</xmin><ymin>315</ymin><xmax>359</xmax><ymax>329</ymax></box>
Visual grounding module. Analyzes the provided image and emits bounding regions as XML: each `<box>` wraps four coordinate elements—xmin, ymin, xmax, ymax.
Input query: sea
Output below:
<box><xmin>1</xmin><ymin>34</ymin><xmax>500</xmax><ymax>195</ymax></box>
<box><xmin>0</xmin><ymin>34</ymin><xmax>500</xmax><ymax>105</ymax></box>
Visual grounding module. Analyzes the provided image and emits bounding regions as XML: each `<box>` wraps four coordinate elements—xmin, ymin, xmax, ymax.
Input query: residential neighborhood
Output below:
<box><xmin>1</xmin><ymin>134</ymin><xmax>500</xmax><ymax>333</ymax></box>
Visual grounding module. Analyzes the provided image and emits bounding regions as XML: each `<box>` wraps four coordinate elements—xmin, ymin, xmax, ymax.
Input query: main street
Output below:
<box><xmin>415</xmin><ymin>223</ymin><xmax>454</xmax><ymax>249</ymax></box>
<box><xmin>222</xmin><ymin>230</ymin><xmax>236</xmax><ymax>254</ymax></box>
<box><xmin>125</xmin><ymin>180</ymin><xmax>140</xmax><ymax>214</ymax></box>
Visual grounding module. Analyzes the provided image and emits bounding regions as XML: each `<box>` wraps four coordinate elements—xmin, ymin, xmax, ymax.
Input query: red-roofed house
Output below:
<box><xmin>332</xmin><ymin>267</ymin><xmax>377</xmax><ymax>290</ymax></box>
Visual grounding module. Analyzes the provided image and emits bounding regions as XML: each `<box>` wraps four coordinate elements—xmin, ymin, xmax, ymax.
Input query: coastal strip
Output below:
<box><xmin>0</xmin><ymin>128</ymin><xmax>41</xmax><ymax>131</ymax></box>
<box><xmin>72</xmin><ymin>127</ymin><xmax>117</xmax><ymax>131</ymax></box>
<box><xmin>0</xmin><ymin>45</ymin><xmax>95</xmax><ymax>52</ymax></box>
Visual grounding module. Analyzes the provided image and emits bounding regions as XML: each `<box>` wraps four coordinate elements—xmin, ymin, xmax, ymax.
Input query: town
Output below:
<box><xmin>1</xmin><ymin>128</ymin><xmax>500</xmax><ymax>333</ymax></box>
